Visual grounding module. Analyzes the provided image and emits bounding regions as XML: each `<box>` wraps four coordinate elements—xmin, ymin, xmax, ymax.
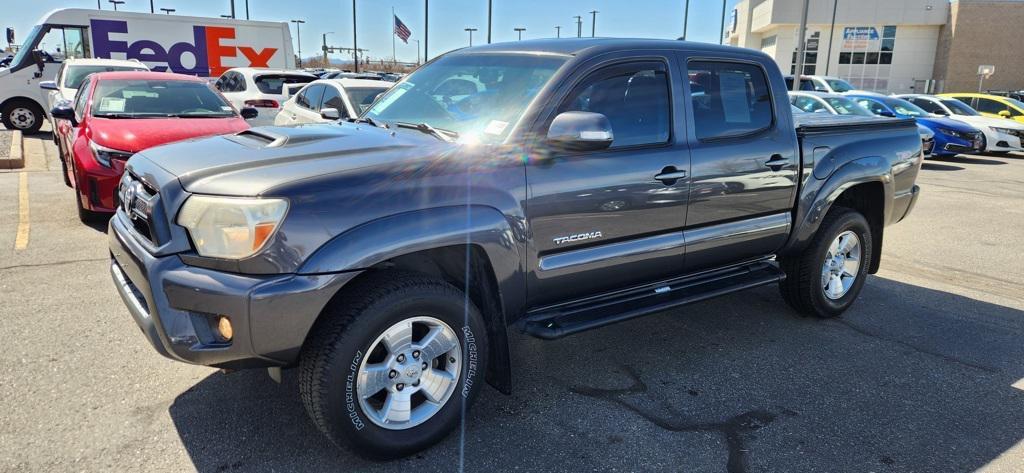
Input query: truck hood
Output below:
<box><xmin>91</xmin><ymin>116</ymin><xmax>250</xmax><ymax>154</ymax></box>
<box><xmin>137</xmin><ymin>122</ymin><xmax>458</xmax><ymax>196</ymax></box>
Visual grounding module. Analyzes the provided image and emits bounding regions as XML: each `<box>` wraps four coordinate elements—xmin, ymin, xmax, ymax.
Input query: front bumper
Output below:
<box><xmin>108</xmin><ymin>214</ymin><xmax>360</xmax><ymax>369</ymax></box>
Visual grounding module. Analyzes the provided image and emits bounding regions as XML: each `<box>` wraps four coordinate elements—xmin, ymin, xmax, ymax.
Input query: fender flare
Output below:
<box><xmin>299</xmin><ymin>205</ymin><xmax>525</xmax><ymax>393</ymax></box>
<box><xmin>784</xmin><ymin>156</ymin><xmax>894</xmax><ymax>258</ymax></box>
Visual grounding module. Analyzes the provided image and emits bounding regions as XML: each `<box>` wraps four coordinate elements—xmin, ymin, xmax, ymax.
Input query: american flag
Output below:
<box><xmin>394</xmin><ymin>15</ymin><xmax>412</xmax><ymax>44</ymax></box>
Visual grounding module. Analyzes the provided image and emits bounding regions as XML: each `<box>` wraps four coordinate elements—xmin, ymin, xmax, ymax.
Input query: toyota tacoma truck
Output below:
<box><xmin>107</xmin><ymin>39</ymin><xmax>921</xmax><ymax>458</ymax></box>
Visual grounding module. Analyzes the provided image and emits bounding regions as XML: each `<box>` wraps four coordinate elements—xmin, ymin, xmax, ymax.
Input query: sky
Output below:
<box><xmin>4</xmin><ymin>0</ymin><xmax>740</xmax><ymax>63</ymax></box>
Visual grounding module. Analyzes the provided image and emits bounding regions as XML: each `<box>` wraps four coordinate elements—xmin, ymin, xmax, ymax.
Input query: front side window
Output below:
<box><xmin>73</xmin><ymin>80</ymin><xmax>92</xmax><ymax>121</ymax></box>
<box><xmin>296</xmin><ymin>84</ymin><xmax>325</xmax><ymax>110</ymax></box>
<box><xmin>559</xmin><ymin>64</ymin><xmax>671</xmax><ymax>148</ymax></box>
<box><xmin>941</xmin><ymin>99</ymin><xmax>979</xmax><ymax>116</ymax></box>
<box><xmin>885</xmin><ymin>98</ymin><xmax>928</xmax><ymax>117</ymax></box>
<box><xmin>792</xmin><ymin>95</ymin><xmax>827</xmax><ymax>113</ymax></box>
<box><xmin>856</xmin><ymin>98</ymin><xmax>888</xmax><ymax>116</ymax></box>
<box><xmin>824</xmin><ymin>97</ymin><xmax>873</xmax><ymax>116</ymax></box>
<box><xmin>909</xmin><ymin>98</ymin><xmax>944</xmax><ymax>114</ymax></box>
<box><xmin>91</xmin><ymin>79</ymin><xmax>236</xmax><ymax>118</ymax></box>
<box><xmin>690</xmin><ymin>61</ymin><xmax>773</xmax><ymax>140</ymax></box>
<box><xmin>973</xmin><ymin>98</ymin><xmax>1008</xmax><ymax>115</ymax></box>
<box><xmin>319</xmin><ymin>86</ymin><xmax>348</xmax><ymax>116</ymax></box>
<box><xmin>825</xmin><ymin>78</ymin><xmax>855</xmax><ymax>93</ymax></box>
<box><xmin>365</xmin><ymin>53</ymin><xmax>566</xmax><ymax>142</ymax></box>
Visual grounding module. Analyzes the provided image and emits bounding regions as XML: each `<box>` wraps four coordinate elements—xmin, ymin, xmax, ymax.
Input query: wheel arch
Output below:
<box><xmin>296</xmin><ymin>205</ymin><xmax>524</xmax><ymax>394</ymax></box>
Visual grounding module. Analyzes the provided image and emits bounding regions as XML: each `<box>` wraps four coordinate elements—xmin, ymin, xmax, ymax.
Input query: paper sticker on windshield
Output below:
<box><xmin>369</xmin><ymin>82</ymin><xmax>412</xmax><ymax>114</ymax></box>
<box><xmin>484</xmin><ymin>120</ymin><xmax>508</xmax><ymax>135</ymax></box>
<box><xmin>98</xmin><ymin>97</ymin><xmax>126</xmax><ymax>113</ymax></box>
<box><xmin>221</xmin><ymin>106</ymin><xmax>234</xmax><ymax>112</ymax></box>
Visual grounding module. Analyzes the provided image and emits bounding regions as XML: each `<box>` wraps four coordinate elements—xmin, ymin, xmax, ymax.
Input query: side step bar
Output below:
<box><xmin>522</xmin><ymin>260</ymin><xmax>785</xmax><ymax>340</ymax></box>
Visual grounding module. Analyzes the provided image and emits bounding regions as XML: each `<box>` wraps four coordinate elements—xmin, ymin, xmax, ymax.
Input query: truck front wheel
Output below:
<box><xmin>299</xmin><ymin>271</ymin><xmax>488</xmax><ymax>459</ymax></box>
<box><xmin>1</xmin><ymin>99</ymin><xmax>44</xmax><ymax>134</ymax></box>
<box><xmin>779</xmin><ymin>207</ymin><xmax>873</xmax><ymax>318</ymax></box>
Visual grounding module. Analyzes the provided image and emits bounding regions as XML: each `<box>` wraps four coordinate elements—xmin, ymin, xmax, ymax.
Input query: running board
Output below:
<box><xmin>522</xmin><ymin>260</ymin><xmax>785</xmax><ymax>340</ymax></box>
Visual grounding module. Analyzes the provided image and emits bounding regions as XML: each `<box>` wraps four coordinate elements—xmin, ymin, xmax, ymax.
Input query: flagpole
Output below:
<box><xmin>392</xmin><ymin>7</ymin><xmax>397</xmax><ymax>64</ymax></box>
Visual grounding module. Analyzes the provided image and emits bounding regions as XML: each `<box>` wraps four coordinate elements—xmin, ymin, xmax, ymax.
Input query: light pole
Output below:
<box><xmin>291</xmin><ymin>20</ymin><xmax>305</xmax><ymax>68</ymax></box>
<box><xmin>424</xmin><ymin>0</ymin><xmax>428</xmax><ymax>64</ymax></box>
<box><xmin>555</xmin><ymin>26</ymin><xmax>561</xmax><ymax>38</ymax></box>
<box><xmin>719</xmin><ymin>0</ymin><xmax>727</xmax><ymax>45</ymax></box>
<box><xmin>682</xmin><ymin>0</ymin><xmax>690</xmax><ymax>40</ymax></box>
<box><xmin>824</xmin><ymin>0</ymin><xmax>838</xmax><ymax>75</ymax></box>
<box><xmin>413</xmin><ymin>39</ymin><xmax>421</xmax><ymax>65</ymax></box>
<box><xmin>229</xmin><ymin>0</ymin><xmax>236</xmax><ymax>18</ymax></box>
<box><xmin>352</xmin><ymin>0</ymin><xmax>359</xmax><ymax>73</ymax></box>
<box><xmin>97</xmin><ymin>0</ymin><xmax>101</xmax><ymax>9</ymax></box>
<box><xmin>574</xmin><ymin>16</ymin><xmax>582</xmax><ymax>38</ymax></box>
<box><xmin>792</xmin><ymin>0</ymin><xmax>811</xmax><ymax>91</ymax></box>
<box><xmin>464</xmin><ymin>28</ymin><xmax>477</xmax><ymax>47</ymax></box>
<box><xmin>487</xmin><ymin>0</ymin><xmax>493</xmax><ymax>44</ymax></box>
<box><xmin>160</xmin><ymin>8</ymin><xmax>175</xmax><ymax>14</ymax></box>
<box><xmin>245</xmin><ymin>0</ymin><xmax>249</xmax><ymax>19</ymax></box>
<box><xmin>108</xmin><ymin>0</ymin><xmax>125</xmax><ymax>11</ymax></box>
<box><xmin>589</xmin><ymin>10</ymin><xmax>598</xmax><ymax>37</ymax></box>
<box><xmin>514</xmin><ymin>27</ymin><xmax>526</xmax><ymax>41</ymax></box>
<box><xmin>150</xmin><ymin>0</ymin><xmax>154</xmax><ymax>13</ymax></box>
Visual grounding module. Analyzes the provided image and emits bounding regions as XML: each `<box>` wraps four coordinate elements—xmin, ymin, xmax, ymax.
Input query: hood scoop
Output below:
<box><xmin>228</xmin><ymin>126</ymin><xmax>345</xmax><ymax>149</ymax></box>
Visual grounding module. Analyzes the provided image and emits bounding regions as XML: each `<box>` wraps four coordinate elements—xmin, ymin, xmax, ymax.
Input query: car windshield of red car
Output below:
<box><xmin>91</xmin><ymin>79</ymin><xmax>237</xmax><ymax>118</ymax></box>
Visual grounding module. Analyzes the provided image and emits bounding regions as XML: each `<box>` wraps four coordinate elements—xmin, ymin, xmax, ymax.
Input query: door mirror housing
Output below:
<box><xmin>320</xmin><ymin>107</ymin><xmax>341</xmax><ymax>120</ymax></box>
<box><xmin>998</xmin><ymin>110</ymin><xmax>1012</xmax><ymax>118</ymax></box>
<box><xmin>39</xmin><ymin>80</ymin><xmax>58</xmax><ymax>91</ymax></box>
<box><xmin>547</xmin><ymin>111</ymin><xmax>614</xmax><ymax>152</ymax></box>
<box><xmin>240</xmin><ymin>106</ymin><xmax>258</xmax><ymax>120</ymax></box>
<box><xmin>50</xmin><ymin>103</ymin><xmax>76</xmax><ymax>127</ymax></box>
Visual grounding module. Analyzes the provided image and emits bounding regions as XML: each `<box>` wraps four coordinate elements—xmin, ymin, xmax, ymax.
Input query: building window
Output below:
<box><xmin>760</xmin><ymin>35</ymin><xmax>776</xmax><ymax>50</ymax></box>
<box><xmin>790</xmin><ymin>31</ymin><xmax>820</xmax><ymax>75</ymax></box>
<box><xmin>835</xmin><ymin>25</ymin><xmax>896</xmax><ymax>92</ymax></box>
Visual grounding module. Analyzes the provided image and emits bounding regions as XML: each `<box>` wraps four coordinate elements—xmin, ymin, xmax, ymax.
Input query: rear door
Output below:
<box><xmin>525</xmin><ymin>55</ymin><xmax>690</xmax><ymax>308</ymax></box>
<box><xmin>679</xmin><ymin>56</ymin><xmax>798</xmax><ymax>272</ymax></box>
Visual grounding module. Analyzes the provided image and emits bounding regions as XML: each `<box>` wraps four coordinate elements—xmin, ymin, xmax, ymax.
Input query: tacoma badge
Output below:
<box><xmin>553</xmin><ymin>231</ymin><xmax>603</xmax><ymax>245</ymax></box>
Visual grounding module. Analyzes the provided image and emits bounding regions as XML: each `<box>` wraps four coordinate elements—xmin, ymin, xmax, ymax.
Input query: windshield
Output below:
<box><xmin>365</xmin><ymin>53</ymin><xmax>567</xmax><ymax>142</ymax></box>
<box><xmin>10</xmin><ymin>25</ymin><xmax>42</xmax><ymax>71</ymax></box>
<box><xmin>65</xmin><ymin>65</ymin><xmax>147</xmax><ymax>89</ymax></box>
<box><xmin>825</xmin><ymin>78</ymin><xmax>855</xmax><ymax>93</ymax></box>
<box><xmin>941</xmin><ymin>99</ymin><xmax>979</xmax><ymax>116</ymax></box>
<box><xmin>346</xmin><ymin>87</ymin><xmax>390</xmax><ymax>114</ymax></box>
<box><xmin>883</xmin><ymin>98</ymin><xmax>928</xmax><ymax>117</ymax></box>
<box><xmin>254</xmin><ymin>74</ymin><xmax>316</xmax><ymax>94</ymax></box>
<box><xmin>824</xmin><ymin>97</ymin><xmax>874</xmax><ymax>116</ymax></box>
<box><xmin>1004</xmin><ymin>97</ymin><xmax>1024</xmax><ymax>111</ymax></box>
<box><xmin>91</xmin><ymin>79</ymin><xmax>236</xmax><ymax>118</ymax></box>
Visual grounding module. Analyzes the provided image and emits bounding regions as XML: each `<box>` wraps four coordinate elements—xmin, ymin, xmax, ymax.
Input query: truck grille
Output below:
<box><xmin>117</xmin><ymin>173</ymin><xmax>161</xmax><ymax>245</ymax></box>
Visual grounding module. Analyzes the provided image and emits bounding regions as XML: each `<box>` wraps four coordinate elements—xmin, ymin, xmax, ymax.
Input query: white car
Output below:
<box><xmin>38</xmin><ymin>58</ymin><xmax>149</xmax><ymax>123</ymax></box>
<box><xmin>785</xmin><ymin>75</ymin><xmax>870</xmax><ymax>94</ymax></box>
<box><xmin>789</xmin><ymin>91</ymin><xmax>876</xmax><ymax>117</ymax></box>
<box><xmin>896</xmin><ymin>94</ymin><xmax>1024</xmax><ymax>153</ymax></box>
<box><xmin>214</xmin><ymin>67</ymin><xmax>317</xmax><ymax>127</ymax></box>
<box><xmin>274</xmin><ymin>78</ymin><xmax>393</xmax><ymax>126</ymax></box>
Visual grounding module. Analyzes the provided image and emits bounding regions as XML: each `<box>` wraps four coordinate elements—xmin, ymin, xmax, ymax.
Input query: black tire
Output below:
<box><xmin>1</xmin><ymin>99</ymin><xmax>44</xmax><ymax>134</ymax></box>
<box><xmin>299</xmin><ymin>271</ymin><xmax>488</xmax><ymax>459</ymax></box>
<box><xmin>779</xmin><ymin>206</ymin><xmax>872</xmax><ymax>318</ymax></box>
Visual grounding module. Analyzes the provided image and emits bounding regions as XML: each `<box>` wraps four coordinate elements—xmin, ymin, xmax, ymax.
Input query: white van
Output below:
<box><xmin>0</xmin><ymin>8</ymin><xmax>294</xmax><ymax>133</ymax></box>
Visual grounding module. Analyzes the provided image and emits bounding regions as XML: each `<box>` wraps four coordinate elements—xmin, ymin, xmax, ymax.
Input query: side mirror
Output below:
<box><xmin>50</xmin><ymin>103</ymin><xmax>76</xmax><ymax>126</ymax></box>
<box><xmin>879</xmin><ymin>110</ymin><xmax>896</xmax><ymax>117</ymax></box>
<box><xmin>547</xmin><ymin>111</ymin><xmax>614</xmax><ymax>152</ymax></box>
<box><xmin>998</xmin><ymin>110</ymin><xmax>1011</xmax><ymax>118</ymax></box>
<box><xmin>320</xmin><ymin>107</ymin><xmax>341</xmax><ymax>120</ymax></box>
<box><xmin>240</xmin><ymin>106</ymin><xmax>258</xmax><ymax>120</ymax></box>
<box><xmin>39</xmin><ymin>80</ymin><xmax>58</xmax><ymax>91</ymax></box>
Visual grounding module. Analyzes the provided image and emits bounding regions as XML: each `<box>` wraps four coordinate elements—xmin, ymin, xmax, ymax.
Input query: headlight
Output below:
<box><xmin>89</xmin><ymin>141</ymin><xmax>133</xmax><ymax>167</ymax></box>
<box><xmin>177</xmin><ymin>196</ymin><xmax>289</xmax><ymax>259</ymax></box>
<box><xmin>938</xmin><ymin>128</ymin><xmax>973</xmax><ymax>140</ymax></box>
<box><xmin>991</xmin><ymin>127</ymin><xmax>1023</xmax><ymax>138</ymax></box>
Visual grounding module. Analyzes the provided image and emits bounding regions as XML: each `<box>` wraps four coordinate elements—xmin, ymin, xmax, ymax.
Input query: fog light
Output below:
<box><xmin>217</xmin><ymin>316</ymin><xmax>233</xmax><ymax>341</ymax></box>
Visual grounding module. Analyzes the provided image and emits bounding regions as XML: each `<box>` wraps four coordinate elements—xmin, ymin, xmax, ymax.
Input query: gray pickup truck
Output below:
<box><xmin>108</xmin><ymin>39</ymin><xmax>921</xmax><ymax>457</ymax></box>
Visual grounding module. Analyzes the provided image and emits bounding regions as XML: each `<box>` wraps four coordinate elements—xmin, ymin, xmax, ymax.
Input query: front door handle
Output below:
<box><xmin>764</xmin><ymin>154</ymin><xmax>788</xmax><ymax>171</ymax></box>
<box><xmin>655</xmin><ymin>166</ymin><xmax>687</xmax><ymax>184</ymax></box>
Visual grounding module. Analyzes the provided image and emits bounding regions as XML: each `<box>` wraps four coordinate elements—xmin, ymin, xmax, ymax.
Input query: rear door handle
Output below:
<box><xmin>764</xmin><ymin>154</ymin><xmax>788</xmax><ymax>171</ymax></box>
<box><xmin>655</xmin><ymin>166</ymin><xmax>687</xmax><ymax>184</ymax></box>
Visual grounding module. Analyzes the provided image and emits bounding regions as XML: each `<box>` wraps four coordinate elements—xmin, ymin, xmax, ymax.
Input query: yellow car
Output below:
<box><xmin>938</xmin><ymin>93</ymin><xmax>1024</xmax><ymax>124</ymax></box>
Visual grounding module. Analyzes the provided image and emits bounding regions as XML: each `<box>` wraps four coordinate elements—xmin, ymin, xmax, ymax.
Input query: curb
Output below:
<box><xmin>0</xmin><ymin>130</ymin><xmax>24</xmax><ymax>170</ymax></box>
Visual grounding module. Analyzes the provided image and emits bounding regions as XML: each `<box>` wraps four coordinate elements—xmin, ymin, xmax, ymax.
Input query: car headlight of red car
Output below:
<box><xmin>89</xmin><ymin>141</ymin><xmax>133</xmax><ymax>168</ymax></box>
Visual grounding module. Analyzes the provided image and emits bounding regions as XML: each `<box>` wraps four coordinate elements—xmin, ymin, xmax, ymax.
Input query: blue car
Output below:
<box><xmin>849</xmin><ymin>94</ymin><xmax>984</xmax><ymax>157</ymax></box>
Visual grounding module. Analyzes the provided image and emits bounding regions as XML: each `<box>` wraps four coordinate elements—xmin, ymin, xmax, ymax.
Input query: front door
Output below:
<box><xmin>526</xmin><ymin>57</ymin><xmax>690</xmax><ymax>308</ymax></box>
<box><xmin>679</xmin><ymin>57</ymin><xmax>799</xmax><ymax>272</ymax></box>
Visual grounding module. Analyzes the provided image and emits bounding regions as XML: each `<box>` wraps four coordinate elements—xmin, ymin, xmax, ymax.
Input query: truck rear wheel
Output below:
<box><xmin>779</xmin><ymin>207</ymin><xmax>872</xmax><ymax>318</ymax></box>
<box><xmin>1</xmin><ymin>99</ymin><xmax>44</xmax><ymax>134</ymax></box>
<box><xmin>299</xmin><ymin>271</ymin><xmax>488</xmax><ymax>459</ymax></box>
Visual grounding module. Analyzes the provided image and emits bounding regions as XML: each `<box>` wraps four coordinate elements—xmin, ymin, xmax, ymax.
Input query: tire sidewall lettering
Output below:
<box><xmin>461</xmin><ymin>325</ymin><xmax>478</xmax><ymax>399</ymax></box>
<box><xmin>345</xmin><ymin>349</ymin><xmax>366</xmax><ymax>431</ymax></box>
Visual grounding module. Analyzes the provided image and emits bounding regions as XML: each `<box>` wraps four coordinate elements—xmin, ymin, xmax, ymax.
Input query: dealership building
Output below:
<box><xmin>725</xmin><ymin>0</ymin><xmax>1024</xmax><ymax>94</ymax></box>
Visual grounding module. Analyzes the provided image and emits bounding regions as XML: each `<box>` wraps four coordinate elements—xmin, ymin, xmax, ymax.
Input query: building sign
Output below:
<box><xmin>842</xmin><ymin>27</ymin><xmax>880</xmax><ymax>50</ymax></box>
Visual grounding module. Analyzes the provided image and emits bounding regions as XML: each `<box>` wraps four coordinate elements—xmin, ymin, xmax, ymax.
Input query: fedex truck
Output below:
<box><xmin>0</xmin><ymin>8</ymin><xmax>294</xmax><ymax>133</ymax></box>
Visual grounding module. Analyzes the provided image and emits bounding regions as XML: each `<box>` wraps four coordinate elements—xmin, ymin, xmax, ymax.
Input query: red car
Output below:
<box><xmin>51</xmin><ymin>71</ymin><xmax>256</xmax><ymax>222</ymax></box>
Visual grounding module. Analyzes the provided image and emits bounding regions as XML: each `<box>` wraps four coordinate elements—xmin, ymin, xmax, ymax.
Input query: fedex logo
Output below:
<box><xmin>91</xmin><ymin>19</ymin><xmax>278</xmax><ymax>77</ymax></box>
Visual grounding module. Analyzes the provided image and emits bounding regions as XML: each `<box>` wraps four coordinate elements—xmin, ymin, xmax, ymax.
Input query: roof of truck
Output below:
<box><xmin>451</xmin><ymin>38</ymin><xmax>764</xmax><ymax>58</ymax></box>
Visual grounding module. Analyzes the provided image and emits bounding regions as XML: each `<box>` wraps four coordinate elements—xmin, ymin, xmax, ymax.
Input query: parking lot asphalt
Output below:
<box><xmin>1</xmin><ymin>130</ymin><xmax>1022</xmax><ymax>472</ymax></box>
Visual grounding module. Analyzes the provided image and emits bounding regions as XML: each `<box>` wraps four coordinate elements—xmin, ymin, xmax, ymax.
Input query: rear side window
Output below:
<box><xmin>792</xmin><ymin>95</ymin><xmax>827</xmax><ymax>114</ymax></box>
<box><xmin>255</xmin><ymin>74</ymin><xmax>316</xmax><ymax>94</ymax></box>
<box><xmin>559</xmin><ymin>63</ymin><xmax>671</xmax><ymax>148</ymax></box>
<box><xmin>689</xmin><ymin>61</ymin><xmax>774</xmax><ymax>140</ymax></box>
<box><xmin>856</xmin><ymin>98</ymin><xmax>888</xmax><ymax>116</ymax></box>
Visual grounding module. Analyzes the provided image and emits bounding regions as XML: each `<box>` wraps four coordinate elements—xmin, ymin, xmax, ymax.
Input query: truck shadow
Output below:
<box><xmin>168</xmin><ymin>277</ymin><xmax>1024</xmax><ymax>472</ymax></box>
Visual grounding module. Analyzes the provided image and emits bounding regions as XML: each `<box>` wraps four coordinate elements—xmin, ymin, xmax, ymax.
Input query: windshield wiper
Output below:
<box><xmin>394</xmin><ymin>122</ymin><xmax>457</xmax><ymax>143</ymax></box>
<box><xmin>93</xmin><ymin>112</ymin><xmax>169</xmax><ymax>119</ymax></box>
<box><xmin>344</xmin><ymin>116</ymin><xmax>388</xmax><ymax>129</ymax></box>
